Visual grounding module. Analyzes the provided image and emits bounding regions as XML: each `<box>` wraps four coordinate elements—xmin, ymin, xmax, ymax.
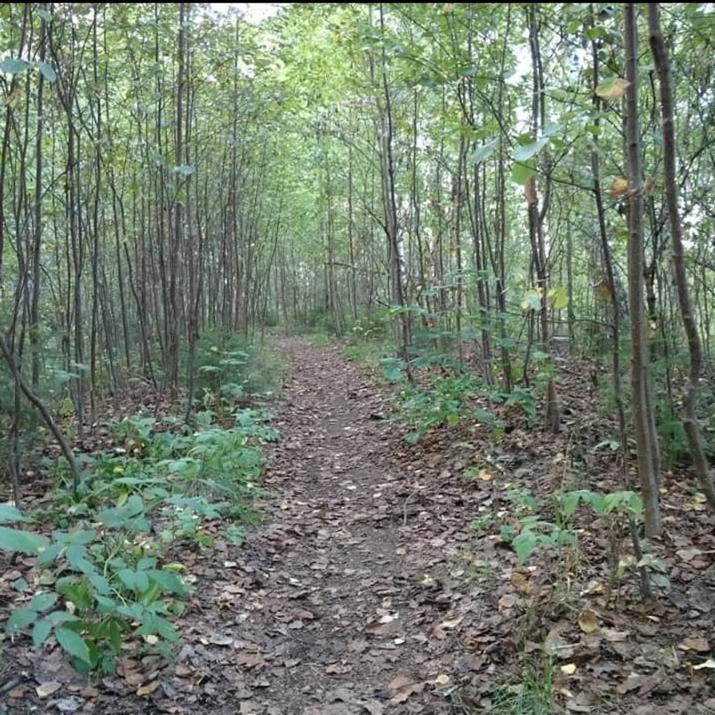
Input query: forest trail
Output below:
<box><xmin>184</xmin><ymin>337</ymin><xmax>477</xmax><ymax>715</ymax></box>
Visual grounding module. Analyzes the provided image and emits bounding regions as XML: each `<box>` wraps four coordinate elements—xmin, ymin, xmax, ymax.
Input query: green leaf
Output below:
<box><xmin>32</xmin><ymin>618</ymin><xmax>53</xmax><ymax>647</ymax></box>
<box><xmin>29</xmin><ymin>592</ymin><xmax>58</xmax><ymax>612</ymax></box>
<box><xmin>512</xmin><ymin>530</ymin><xmax>539</xmax><ymax>563</ymax></box>
<box><xmin>558</xmin><ymin>491</ymin><xmax>580</xmax><ymax>518</ymax></box>
<box><xmin>148</xmin><ymin>569</ymin><xmax>187</xmax><ymax>595</ymax></box>
<box><xmin>512</xmin><ymin>137</ymin><xmax>549</xmax><ymax>163</ymax></box>
<box><xmin>469</xmin><ymin>138</ymin><xmax>498</xmax><ymax>165</ymax></box>
<box><xmin>37</xmin><ymin>542</ymin><xmax>63</xmax><ymax>566</ymax></box>
<box><xmin>88</xmin><ymin>573</ymin><xmax>111</xmax><ymax>595</ymax></box>
<box><xmin>117</xmin><ymin>568</ymin><xmax>138</xmax><ymax>591</ymax></box>
<box><xmin>0</xmin><ymin>58</ymin><xmax>31</xmax><ymax>75</ymax></box>
<box><xmin>595</xmin><ymin>77</ymin><xmax>630</xmax><ymax>101</ymax></box>
<box><xmin>0</xmin><ymin>526</ymin><xmax>49</xmax><ymax>554</ymax></box>
<box><xmin>542</xmin><ymin>123</ymin><xmax>563</xmax><ymax>138</ymax></box>
<box><xmin>38</xmin><ymin>61</ymin><xmax>56</xmax><ymax>82</ymax></box>
<box><xmin>55</xmin><ymin>627</ymin><xmax>91</xmax><ymax>664</ymax></box>
<box><xmin>549</xmin><ymin>286</ymin><xmax>569</xmax><ymax>310</ymax></box>
<box><xmin>6</xmin><ymin>607</ymin><xmax>38</xmax><ymax>633</ymax></box>
<box><xmin>36</xmin><ymin>8</ymin><xmax>53</xmax><ymax>22</ymax></box>
<box><xmin>0</xmin><ymin>504</ymin><xmax>25</xmax><ymax>523</ymax></box>
<box><xmin>46</xmin><ymin>611</ymin><xmax>80</xmax><ymax>626</ymax></box>
<box><xmin>173</xmin><ymin>164</ymin><xmax>194</xmax><ymax>176</ymax></box>
<box><xmin>511</xmin><ymin>162</ymin><xmax>536</xmax><ymax>185</ymax></box>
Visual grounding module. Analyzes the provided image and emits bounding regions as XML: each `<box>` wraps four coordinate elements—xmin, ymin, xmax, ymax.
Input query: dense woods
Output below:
<box><xmin>0</xmin><ymin>3</ymin><xmax>714</xmax><ymax>713</ymax></box>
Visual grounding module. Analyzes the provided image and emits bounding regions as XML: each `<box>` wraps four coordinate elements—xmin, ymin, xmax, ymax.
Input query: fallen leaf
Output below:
<box><xmin>511</xmin><ymin>571</ymin><xmax>533</xmax><ymax>594</ymax></box>
<box><xmin>438</xmin><ymin>613</ymin><xmax>464</xmax><ymax>630</ymax></box>
<box><xmin>577</xmin><ymin>609</ymin><xmax>599</xmax><ymax>634</ymax></box>
<box><xmin>136</xmin><ymin>681</ymin><xmax>159</xmax><ymax>697</ymax></box>
<box><xmin>36</xmin><ymin>681</ymin><xmax>62</xmax><ymax>698</ymax></box>
<box><xmin>544</xmin><ymin>629</ymin><xmax>576</xmax><ymax>659</ymax></box>
<box><xmin>616</xmin><ymin>673</ymin><xmax>642</xmax><ymax>694</ymax></box>
<box><xmin>237</xmin><ymin>652</ymin><xmax>264</xmax><ymax>669</ymax></box>
<box><xmin>360</xmin><ymin>701</ymin><xmax>384</xmax><ymax>715</ymax></box>
<box><xmin>389</xmin><ymin>678</ymin><xmax>424</xmax><ymax>704</ymax></box>
<box><xmin>676</xmin><ymin>548</ymin><xmax>702</xmax><ymax>563</ymax></box>
<box><xmin>602</xmin><ymin>628</ymin><xmax>629</xmax><ymax>642</ymax></box>
<box><xmin>678</xmin><ymin>636</ymin><xmax>709</xmax><ymax>653</ymax></box>
<box><xmin>498</xmin><ymin>593</ymin><xmax>517</xmax><ymax>610</ymax></box>
<box><xmin>55</xmin><ymin>697</ymin><xmax>83</xmax><ymax>713</ymax></box>
<box><xmin>477</xmin><ymin>468</ymin><xmax>493</xmax><ymax>481</ymax></box>
<box><xmin>693</xmin><ymin>658</ymin><xmax>715</xmax><ymax>670</ymax></box>
<box><xmin>561</xmin><ymin>663</ymin><xmax>577</xmax><ymax>675</ymax></box>
<box><xmin>209</xmin><ymin>634</ymin><xmax>234</xmax><ymax>646</ymax></box>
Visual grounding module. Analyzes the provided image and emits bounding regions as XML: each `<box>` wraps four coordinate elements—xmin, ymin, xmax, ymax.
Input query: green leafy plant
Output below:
<box><xmin>2</xmin><ymin>405</ymin><xmax>277</xmax><ymax>673</ymax></box>
<box><xmin>2</xmin><ymin>505</ymin><xmax>187</xmax><ymax>673</ymax></box>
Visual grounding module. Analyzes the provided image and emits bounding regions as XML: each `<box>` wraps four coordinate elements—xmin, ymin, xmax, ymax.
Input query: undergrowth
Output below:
<box><xmin>1</xmin><ymin>397</ymin><xmax>277</xmax><ymax>673</ymax></box>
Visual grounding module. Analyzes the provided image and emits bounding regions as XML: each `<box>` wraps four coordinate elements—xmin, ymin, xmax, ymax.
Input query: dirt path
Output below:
<box><xmin>181</xmin><ymin>337</ymin><xmax>481</xmax><ymax>715</ymax></box>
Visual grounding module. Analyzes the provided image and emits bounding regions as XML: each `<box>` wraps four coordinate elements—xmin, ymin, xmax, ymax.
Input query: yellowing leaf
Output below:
<box><xmin>548</xmin><ymin>287</ymin><xmax>568</xmax><ymax>310</ymax></box>
<box><xmin>477</xmin><ymin>468</ymin><xmax>492</xmax><ymax>481</ymax></box>
<box><xmin>577</xmin><ymin>608</ymin><xmax>599</xmax><ymax>634</ymax></box>
<box><xmin>521</xmin><ymin>288</ymin><xmax>542</xmax><ymax>311</ymax></box>
<box><xmin>610</xmin><ymin>178</ymin><xmax>629</xmax><ymax>198</ymax></box>
<box><xmin>511</xmin><ymin>571</ymin><xmax>533</xmax><ymax>594</ymax></box>
<box><xmin>596</xmin><ymin>77</ymin><xmax>630</xmax><ymax>101</ymax></box>
<box><xmin>593</xmin><ymin>278</ymin><xmax>612</xmax><ymax>302</ymax></box>
<box><xmin>136</xmin><ymin>681</ymin><xmax>159</xmax><ymax>697</ymax></box>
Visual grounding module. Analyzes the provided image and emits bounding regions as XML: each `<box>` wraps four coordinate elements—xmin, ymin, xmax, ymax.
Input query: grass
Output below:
<box><xmin>450</xmin><ymin>656</ymin><xmax>555</xmax><ymax>714</ymax></box>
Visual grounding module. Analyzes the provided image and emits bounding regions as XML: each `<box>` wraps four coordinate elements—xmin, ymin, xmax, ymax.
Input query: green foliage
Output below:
<box><xmin>1</xmin><ymin>407</ymin><xmax>276</xmax><ymax>672</ymax></box>
<box><xmin>4</xmin><ymin>518</ymin><xmax>187</xmax><ymax>673</ymax></box>
<box><xmin>656</xmin><ymin>400</ymin><xmax>688</xmax><ymax>467</ymax></box>
<box><xmin>349</xmin><ymin>310</ymin><xmax>390</xmax><ymax>341</ymax></box>
<box><xmin>191</xmin><ymin>330</ymin><xmax>282</xmax><ymax>414</ymax></box>
<box><xmin>397</xmin><ymin>374</ymin><xmax>493</xmax><ymax>444</ymax></box>
<box><xmin>491</xmin><ymin>487</ymin><xmax>648</xmax><ymax>581</ymax></box>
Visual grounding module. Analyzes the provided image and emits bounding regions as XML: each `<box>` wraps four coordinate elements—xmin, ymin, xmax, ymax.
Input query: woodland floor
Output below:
<box><xmin>2</xmin><ymin>337</ymin><xmax>715</xmax><ymax>714</ymax></box>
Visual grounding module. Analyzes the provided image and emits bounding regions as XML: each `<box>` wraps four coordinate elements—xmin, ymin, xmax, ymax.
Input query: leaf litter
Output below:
<box><xmin>1</xmin><ymin>336</ymin><xmax>713</xmax><ymax>713</ymax></box>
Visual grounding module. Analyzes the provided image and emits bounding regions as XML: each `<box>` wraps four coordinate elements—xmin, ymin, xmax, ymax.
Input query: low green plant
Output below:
<box><xmin>393</xmin><ymin>373</ymin><xmax>495</xmax><ymax>444</ymax></box>
<box><xmin>469</xmin><ymin>512</ymin><xmax>494</xmax><ymax>534</ymax></box>
<box><xmin>1</xmin><ymin>502</ymin><xmax>187</xmax><ymax>674</ymax></box>
<box><xmin>486</xmin><ymin>656</ymin><xmax>555</xmax><ymax>715</ymax></box>
<box><xmin>1</xmin><ymin>407</ymin><xmax>277</xmax><ymax>673</ymax></box>
<box><xmin>499</xmin><ymin>488</ymin><xmax>645</xmax><ymax>565</ymax></box>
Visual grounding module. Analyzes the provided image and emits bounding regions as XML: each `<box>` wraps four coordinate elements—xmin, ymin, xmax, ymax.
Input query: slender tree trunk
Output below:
<box><xmin>625</xmin><ymin>3</ymin><xmax>662</xmax><ymax>537</ymax></box>
<box><xmin>648</xmin><ymin>4</ymin><xmax>715</xmax><ymax>510</ymax></box>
